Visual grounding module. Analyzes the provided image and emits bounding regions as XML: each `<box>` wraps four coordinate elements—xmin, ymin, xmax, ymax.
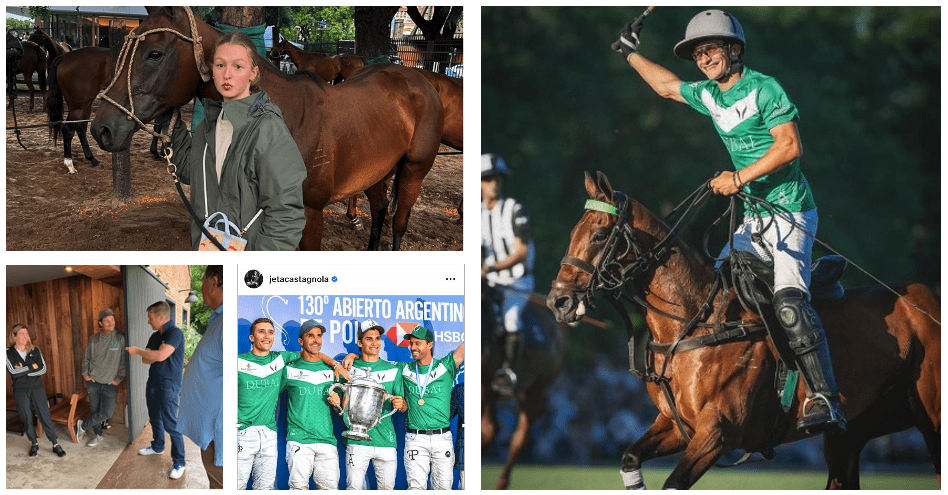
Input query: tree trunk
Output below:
<box><xmin>219</xmin><ymin>7</ymin><xmax>265</xmax><ymax>29</ymax></box>
<box><xmin>354</xmin><ymin>6</ymin><xmax>399</xmax><ymax>59</ymax></box>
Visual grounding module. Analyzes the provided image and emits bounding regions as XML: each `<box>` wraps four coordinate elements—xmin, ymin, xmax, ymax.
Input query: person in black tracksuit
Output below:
<box><xmin>6</xmin><ymin>324</ymin><xmax>66</xmax><ymax>457</ymax></box>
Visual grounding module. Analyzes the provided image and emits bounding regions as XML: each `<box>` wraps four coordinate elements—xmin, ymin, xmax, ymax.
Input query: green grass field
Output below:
<box><xmin>482</xmin><ymin>464</ymin><xmax>938</xmax><ymax>490</ymax></box>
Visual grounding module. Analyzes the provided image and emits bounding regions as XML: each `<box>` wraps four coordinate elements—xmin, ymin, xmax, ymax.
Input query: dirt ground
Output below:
<box><xmin>6</xmin><ymin>96</ymin><xmax>462</xmax><ymax>251</ymax></box>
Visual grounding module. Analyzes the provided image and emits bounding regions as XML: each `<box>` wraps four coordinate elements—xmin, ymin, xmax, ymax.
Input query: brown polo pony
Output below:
<box><xmin>46</xmin><ymin>48</ymin><xmax>109</xmax><ymax>174</ymax></box>
<box><xmin>273</xmin><ymin>37</ymin><xmax>365</xmax><ymax>84</ymax></box>
<box><xmin>7</xmin><ymin>39</ymin><xmax>46</xmax><ymax>112</ymax></box>
<box><xmin>46</xmin><ymin>48</ymin><xmax>165</xmax><ymax>174</ymax></box>
<box><xmin>482</xmin><ymin>281</ymin><xmax>568</xmax><ymax>490</ymax></box>
<box><xmin>547</xmin><ymin>171</ymin><xmax>940</xmax><ymax>489</ymax></box>
<box><xmin>28</xmin><ymin>28</ymin><xmax>69</xmax><ymax>68</ymax></box>
<box><xmin>341</xmin><ymin>66</ymin><xmax>464</xmax><ymax>230</ymax></box>
<box><xmin>90</xmin><ymin>7</ymin><xmax>443</xmax><ymax>250</ymax></box>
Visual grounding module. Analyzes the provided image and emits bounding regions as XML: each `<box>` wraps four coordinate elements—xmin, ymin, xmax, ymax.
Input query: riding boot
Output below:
<box><xmin>492</xmin><ymin>333</ymin><xmax>520</xmax><ymax>395</ymax></box>
<box><xmin>773</xmin><ymin>287</ymin><xmax>846</xmax><ymax>433</ymax></box>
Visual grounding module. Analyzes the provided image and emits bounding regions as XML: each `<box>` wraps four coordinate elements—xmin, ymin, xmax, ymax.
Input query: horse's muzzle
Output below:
<box><xmin>547</xmin><ymin>286</ymin><xmax>584</xmax><ymax>324</ymax></box>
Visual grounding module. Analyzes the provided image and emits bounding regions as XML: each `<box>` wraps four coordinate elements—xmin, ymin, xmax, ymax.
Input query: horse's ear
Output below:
<box><xmin>144</xmin><ymin>7</ymin><xmax>173</xmax><ymax>17</ymax></box>
<box><xmin>584</xmin><ymin>171</ymin><xmax>599</xmax><ymax>199</ymax></box>
<box><xmin>595</xmin><ymin>171</ymin><xmax>615</xmax><ymax>202</ymax></box>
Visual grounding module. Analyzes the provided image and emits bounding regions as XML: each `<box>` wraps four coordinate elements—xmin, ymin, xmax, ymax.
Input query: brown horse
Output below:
<box><xmin>547</xmin><ymin>171</ymin><xmax>940</xmax><ymax>489</ymax></box>
<box><xmin>274</xmin><ymin>37</ymin><xmax>365</xmax><ymax>83</ymax></box>
<box><xmin>341</xmin><ymin>66</ymin><xmax>464</xmax><ymax>229</ymax></box>
<box><xmin>482</xmin><ymin>281</ymin><xmax>569</xmax><ymax>490</ymax></box>
<box><xmin>90</xmin><ymin>6</ymin><xmax>443</xmax><ymax>250</ymax></box>
<box><xmin>45</xmin><ymin>47</ymin><xmax>165</xmax><ymax>175</ymax></box>
<box><xmin>7</xmin><ymin>39</ymin><xmax>46</xmax><ymax>112</ymax></box>
<box><xmin>46</xmin><ymin>48</ymin><xmax>109</xmax><ymax>174</ymax></box>
<box><xmin>28</xmin><ymin>28</ymin><xmax>68</xmax><ymax>68</ymax></box>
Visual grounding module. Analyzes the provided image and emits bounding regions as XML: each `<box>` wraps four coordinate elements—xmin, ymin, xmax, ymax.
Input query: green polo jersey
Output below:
<box><xmin>285</xmin><ymin>358</ymin><xmax>337</xmax><ymax>445</ymax></box>
<box><xmin>401</xmin><ymin>352</ymin><xmax>458</xmax><ymax>430</ymax></box>
<box><xmin>680</xmin><ymin>67</ymin><xmax>816</xmax><ymax>215</ymax></box>
<box><xmin>237</xmin><ymin>350</ymin><xmax>296</xmax><ymax>431</ymax></box>
<box><xmin>340</xmin><ymin>358</ymin><xmax>404</xmax><ymax>448</ymax></box>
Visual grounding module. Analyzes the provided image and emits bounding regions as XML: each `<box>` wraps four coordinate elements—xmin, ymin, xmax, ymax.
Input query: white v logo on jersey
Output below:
<box><xmin>238</xmin><ymin>355</ymin><xmax>285</xmax><ymax>379</ymax></box>
<box><xmin>701</xmin><ymin>88</ymin><xmax>758</xmax><ymax>133</ymax></box>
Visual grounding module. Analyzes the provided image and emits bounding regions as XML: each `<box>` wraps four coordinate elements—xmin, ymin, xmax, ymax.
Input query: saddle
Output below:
<box><xmin>726</xmin><ymin>251</ymin><xmax>847</xmax><ymax>311</ymax></box>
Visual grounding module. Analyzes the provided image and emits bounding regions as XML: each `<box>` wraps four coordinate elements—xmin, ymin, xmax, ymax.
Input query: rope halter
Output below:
<box><xmin>95</xmin><ymin>7</ymin><xmax>211</xmax><ymax>147</ymax></box>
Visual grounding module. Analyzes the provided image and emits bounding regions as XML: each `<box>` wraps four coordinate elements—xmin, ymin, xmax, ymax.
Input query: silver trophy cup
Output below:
<box><xmin>329</xmin><ymin>373</ymin><xmax>395</xmax><ymax>441</ymax></box>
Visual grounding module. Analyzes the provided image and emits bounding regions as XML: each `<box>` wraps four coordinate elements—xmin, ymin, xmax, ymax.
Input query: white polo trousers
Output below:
<box><xmin>237</xmin><ymin>425</ymin><xmax>278</xmax><ymax>490</ymax></box>
<box><xmin>404</xmin><ymin>431</ymin><xmax>454</xmax><ymax>490</ymax></box>
<box><xmin>286</xmin><ymin>440</ymin><xmax>340</xmax><ymax>490</ymax></box>
<box><xmin>345</xmin><ymin>444</ymin><xmax>397</xmax><ymax>490</ymax></box>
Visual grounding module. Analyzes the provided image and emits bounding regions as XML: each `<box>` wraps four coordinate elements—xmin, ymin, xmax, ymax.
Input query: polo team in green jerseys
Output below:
<box><xmin>237</xmin><ymin>317</ymin><xmax>464</xmax><ymax>490</ymax></box>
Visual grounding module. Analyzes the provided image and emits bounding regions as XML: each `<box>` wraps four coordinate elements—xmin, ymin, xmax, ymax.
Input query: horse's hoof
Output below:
<box><xmin>350</xmin><ymin>217</ymin><xmax>364</xmax><ymax>231</ymax></box>
<box><xmin>68</xmin><ymin>171</ymin><xmax>77</xmax><ymax>175</ymax></box>
<box><xmin>90</xmin><ymin>162</ymin><xmax>101</xmax><ymax>168</ymax></box>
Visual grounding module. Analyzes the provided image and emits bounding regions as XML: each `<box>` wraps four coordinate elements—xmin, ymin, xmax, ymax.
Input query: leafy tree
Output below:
<box><xmin>6</xmin><ymin>19</ymin><xmax>33</xmax><ymax>33</ymax></box>
<box><xmin>28</xmin><ymin>7</ymin><xmax>51</xmax><ymax>22</ymax></box>
<box><xmin>405</xmin><ymin>7</ymin><xmax>462</xmax><ymax>40</ymax></box>
<box><xmin>283</xmin><ymin>6</ymin><xmax>354</xmax><ymax>43</ymax></box>
<box><xmin>189</xmin><ymin>265</ymin><xmax>212</xmax><ymax>336</ymax></box>
<box><xmin>354</xmin><ymin>7</ymin><xmax>400</xmax><ymax>59</ymax></box>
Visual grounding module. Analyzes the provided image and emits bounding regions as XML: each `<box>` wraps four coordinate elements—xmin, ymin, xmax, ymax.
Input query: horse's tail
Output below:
<box><xmin>46</xmin><ymin>54</ymin><xmax>64</xmax><ymax>144</ymax></box>
<box><xmin>389</xmin><ymin>162</ymin><xmax>404</xmax><ymax>217</ymax></box>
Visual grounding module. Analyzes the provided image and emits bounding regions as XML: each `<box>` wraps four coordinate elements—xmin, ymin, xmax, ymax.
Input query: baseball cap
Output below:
<box><xmin>402</xmin><ymin>325</ymin><xmax>434</xmax><ymax>342</ymax></box>
<box><xmin>358</xmin><ymin>319</ymin><xmax>384</xmax><ymax>340</ymax></box>
<box><xmin>98</xmin><ymin>308</ymin><xmax>115</xmax><ymax>320</ymax></box>
<box><xmin>299</xmin><ymin>319</ymin><xmax>326</xmax><ymax>338</ymax></box>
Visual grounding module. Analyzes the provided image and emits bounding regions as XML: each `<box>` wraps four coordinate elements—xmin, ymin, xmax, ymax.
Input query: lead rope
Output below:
<box><xmin>95</xmin><ymin>7</ymin><xmax>210</xmax><ymax>147</ymax></box>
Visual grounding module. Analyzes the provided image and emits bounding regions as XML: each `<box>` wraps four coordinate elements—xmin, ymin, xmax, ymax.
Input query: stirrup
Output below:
<box><xmin>798</xmin><ymin>393</ymin><xmax>846</xmax><ymax>432</ymax></box>
<box><xmin>492</xmin><ymin>367</ymin><xmax>517</xmax><ymax>395</ymax></box>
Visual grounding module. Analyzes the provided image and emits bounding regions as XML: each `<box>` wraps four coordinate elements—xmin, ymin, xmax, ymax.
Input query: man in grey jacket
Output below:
<box><xmin>77</xmin><ymin>308</ymin><xmax>126</xmax><ymax>447</ymax></box>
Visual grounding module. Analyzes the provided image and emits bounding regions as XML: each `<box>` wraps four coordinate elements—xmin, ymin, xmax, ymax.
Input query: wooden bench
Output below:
<box><xmin>37</xmin><ymin>388</ymin><xmax>90</xmax><ymax>443</ymax></box>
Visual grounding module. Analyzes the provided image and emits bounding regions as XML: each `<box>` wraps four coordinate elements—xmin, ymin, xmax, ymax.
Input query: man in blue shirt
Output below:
<box><xmin>128</xmin><ymin>300</ymin><xmax>187</xmax><ymax>480</ymax></box>
<box><xmin>178</xmin><ymin>266</ymin><xmax>224</xmax><ymax>488</ymax></box>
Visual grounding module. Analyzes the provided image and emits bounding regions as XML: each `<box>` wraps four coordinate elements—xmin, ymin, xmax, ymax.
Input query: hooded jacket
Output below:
<box><xmin>168</xmin><ymin>91</ymin><xmax>306</xmax><ymax>251</ymax></box>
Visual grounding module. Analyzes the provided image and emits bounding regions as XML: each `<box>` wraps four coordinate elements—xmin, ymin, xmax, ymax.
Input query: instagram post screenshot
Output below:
<box><xmin>236</xmin><ymin>264</ymin><xmax>464</xmax><ymax>490</ymax></box>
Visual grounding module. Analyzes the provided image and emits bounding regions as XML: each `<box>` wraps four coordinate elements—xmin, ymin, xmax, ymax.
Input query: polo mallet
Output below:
<box><xmin>610</xmin><ymin>6</ymin><xmax>657</xmax><ymax>53</ymax></box>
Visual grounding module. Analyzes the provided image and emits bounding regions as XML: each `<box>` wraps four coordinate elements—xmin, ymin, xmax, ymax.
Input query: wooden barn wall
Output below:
<box><xmin>6</xmin><ymin>276</ymin><xmax>125</xmax><ymax>422</ymax></box>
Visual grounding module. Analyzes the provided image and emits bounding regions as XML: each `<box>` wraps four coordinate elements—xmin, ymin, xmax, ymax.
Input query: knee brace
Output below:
<box><xmin>773</xmin><ymin>287</ymin><xmax>825</xmax><ymax>354</ymax></box>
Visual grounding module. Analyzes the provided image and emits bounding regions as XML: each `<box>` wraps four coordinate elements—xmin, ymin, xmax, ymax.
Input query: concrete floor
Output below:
<box><xmin>6</xmin><ymin>421</ymin><xmax>209</xmax><ymax>489</ymax></box>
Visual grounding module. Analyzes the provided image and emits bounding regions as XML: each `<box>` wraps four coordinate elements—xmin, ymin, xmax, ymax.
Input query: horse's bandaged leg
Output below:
<box><xmin>64</xmin><ymin>158</ymin><xmax>76</xmax><ymax>175</ymax></box>
<box><xmin>621</xmin><ymin>469</ymin><xmax>646</xmax><ymax>490</ymax></box>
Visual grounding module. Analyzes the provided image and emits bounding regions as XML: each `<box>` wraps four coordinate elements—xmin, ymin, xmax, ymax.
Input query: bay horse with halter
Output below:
<box><xmin>547</xmin><ymin>171</ymin><xmax>940</xmax><ymax>489</ymax></box>
<box><xmin>6</xmin><ymin>34</ymin><xmax>46</xmax><ymax>113</ymax></box>
<box><xmin>90</xmin><ymin>7</ymin><xmax>443</xmax><ymax>250</ymax></box>
<box><xmin>46</xmin><ymin>48</ymin><xmax>166</xmax><ymax>175</ymax></box>
<box><xmin>482</xmin><ymin>280</ymin><xmax>569</xmax><ymax>490</ymax></box>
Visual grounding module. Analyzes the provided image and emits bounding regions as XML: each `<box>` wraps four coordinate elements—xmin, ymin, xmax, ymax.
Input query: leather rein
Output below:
<box><xmin>553</xmin><ymin>182</ymin><xmax>767</xmax><ymax>443</ymax></box>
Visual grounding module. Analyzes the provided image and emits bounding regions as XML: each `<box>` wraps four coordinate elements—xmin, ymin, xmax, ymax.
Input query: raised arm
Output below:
<box><xmin>626</xmin><ymin>53</ymin><xmax>685</xmax><ymax>104</ymax></box>
<box><xmin>453</xmin><ymin>341</ymin><xmax>464</xmax><ymax>368</ymax></box>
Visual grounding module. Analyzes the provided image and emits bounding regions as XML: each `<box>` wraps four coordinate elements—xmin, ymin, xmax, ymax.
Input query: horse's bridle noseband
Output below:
<box><xmin>555</xmin><ymin>191</ymin><xmax>670</xmax><ymax>308</ymax></box>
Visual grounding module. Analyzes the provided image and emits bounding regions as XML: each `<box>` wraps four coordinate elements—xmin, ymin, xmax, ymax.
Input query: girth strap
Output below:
<box><xmin>650</xmin><ymin>323</ymin><xmax>766</xmax><ymax>354</ymax></box>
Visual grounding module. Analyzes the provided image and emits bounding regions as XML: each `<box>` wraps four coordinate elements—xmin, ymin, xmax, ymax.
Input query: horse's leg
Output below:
<box><xmin>496</xmin><ymin>387</ymin><xmax>545</xmax><ymax>490</ymax></box>
<box><xmin>76</xmin><ymin>121</ymin><xmax>100</xmax><ymax>168</ymax></box>
<box><xmin>298</xmin><ymin>206</ymin><xmax>324</xmax><ymax>250</ymax></box>
<box><xmin>62</xmin><ymin>122</ymin><xmax>78</xmax><ymax>175</ymax></box>
<box><xmin>345</xmin><ymin>196</ymin><xmax>364</xmax><ymax>231</ymax></box>
<box><xmin>388</xmin><ymin>160</ymin><xmax>433</xmax><ymax>251</ymax></box>
<box><xmin>661</xmin><ymin>412</ymin><xmax>728</xmax><ymax>490</ymax></box>
<box><xmin>24</xmin><ymin>71</ymin><xmax>35</xmax><ymax>112</ymax></box>
<box><xmin>363</xmin><ymin>179</ymin><xmax>390</xmax><ymax>251</ymax></box>
<box><xmin>620</xmin><ymin>414</ymin><xmax>686</xmax><ymax>490</ymax></box>
<box><xmin>823</xmin><ymin>428</ymin><xmax>865</xmax><ymax>489</ymax></box>
<box><xmin>481</xmin><ymin>384</ymin><xmax>497</xmax><ymax>450</ymax></box>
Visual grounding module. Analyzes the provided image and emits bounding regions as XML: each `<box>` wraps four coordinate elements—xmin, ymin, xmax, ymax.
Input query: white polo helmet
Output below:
<box><xmin>673</xmin><ymin>10</ymin><xmax>745</xmax><ymax>60</ymax></box>
<box><xmin>481</xmin><ymin>153</ymin><xmax>511</xmax><ymax>178</ymax></box>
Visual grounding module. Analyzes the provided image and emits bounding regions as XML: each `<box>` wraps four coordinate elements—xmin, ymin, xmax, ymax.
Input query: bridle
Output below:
<box><xmin>95</xmin><ymin>7</ymin><xmax>211</xmax><ymax>148</ymax></box>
